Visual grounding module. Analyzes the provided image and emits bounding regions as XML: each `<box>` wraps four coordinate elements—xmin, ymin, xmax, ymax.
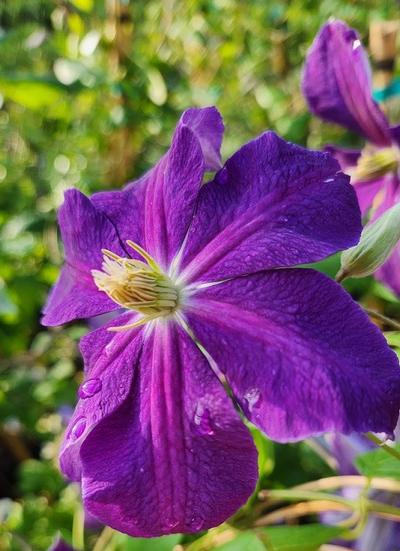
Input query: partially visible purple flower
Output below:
<box><xmin>302</xmin><ymin>20</ymin><xmax>400</xmax><ymax>295</ymax></box>
<box><xmin>42</xmin><ymin>106</ymin><xmax>400</xmax><ymax>537</ymax></box>
<box><xmin>48</xmin><ymin>536</ymin><xmax>75</xmax><ymax>551</ymax></box>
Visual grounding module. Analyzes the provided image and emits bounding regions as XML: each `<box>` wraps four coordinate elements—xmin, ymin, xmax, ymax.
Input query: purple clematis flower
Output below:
<box><xmin>42</xmin><ymin>106</ymin><xmax>400</xmax><ymax>537</ymax></box>
<box><xmin>302</xmin><ymin>20</ymin><xmax>400</xmax><ymax>295</ymax></box>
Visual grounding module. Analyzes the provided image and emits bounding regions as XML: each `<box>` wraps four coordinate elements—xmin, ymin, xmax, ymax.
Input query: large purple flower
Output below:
<box><xmin>42</xmin><ymin>107</ymin><xmax>400</xmax><ymax>537</ymax></box>
<box><xmin>302</xmin><ymin>20</ymin><xmax>400</xmax><ymax>294</ymax></box>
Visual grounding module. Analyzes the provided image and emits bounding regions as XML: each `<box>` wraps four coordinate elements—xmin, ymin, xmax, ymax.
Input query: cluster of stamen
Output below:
<box><xmin>92</xmin><ymin>241</ymin><xmax>179</xmax><ymax>331</ymax></box>
<box><xmin>352</xmin><ymin>146</ymin><xmax>399</xmax><ymax>182</ymax></box>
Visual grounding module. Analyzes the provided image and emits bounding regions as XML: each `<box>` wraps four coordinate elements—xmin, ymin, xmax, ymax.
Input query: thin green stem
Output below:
<box><xmin>263</xmin><ymin>489</ymin><xmax>355</xmax><ymax>509</ymax></box>
<box><xmin>92</xmin><ymin>527</ymin><xmax>115</xmax><ymax>551</ymax></box>
<box><xmin>365</xmin><ymin>432</ymin><xmax>400</xmax><ymax>461</ymax></box>
<box><xmin>72</xmin><ymin>508</ymin><xmax>84</xmax><ymax>550</ymax></box>
<box><xmin>363</xmin><ymin>308</ymin><xmax>400</xmax><ymax>330</ymax></box>
<box><xmin>368</xmin><ymin>499</ymin><xmax>400</xmax><ymax>521</ymax></box>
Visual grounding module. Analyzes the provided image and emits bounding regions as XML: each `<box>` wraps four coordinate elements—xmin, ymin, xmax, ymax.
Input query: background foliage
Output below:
<box><xmin>1</xmin><ymin>1</ymin><xmax>400</xmax><ymax>550</ymax></box>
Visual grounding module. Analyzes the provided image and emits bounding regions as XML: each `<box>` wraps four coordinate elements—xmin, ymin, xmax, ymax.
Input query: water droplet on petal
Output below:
<box><xmin>70</xmin><ymin>416</ymin><xmax>86</xmax><ymax>440</ymax></box>
<box><xmin>324</xmin><ymin>178</ymin><xmax>334</xmax><ymax>183</ymax></box>
<box><xmin>190</xmin><ymin>516</ymin><xmax>204</xmax><ymax>531</ymax></box>
<box><xmin>105</xmin><ymin>343</ymin><xmax>113</xmax><ymax>357</ymax></box>
<box><xmin>352</xmin><ymin>39</ymin><xmax>361</xmax><ymax>50</ymax></box>
<box><xmin>194</xmin><ymin>403</ymin><xmax>214</xmax><ymax>435</ymax></box>
<box><xmin>244</xmin><ymin>388</ymin><xmax>261</xmax><ymax>412</ymax></box>
<box><xmin>78</xmin><ymin>378</ymin><xmax>102</xmax><ymax>399</ymax></box>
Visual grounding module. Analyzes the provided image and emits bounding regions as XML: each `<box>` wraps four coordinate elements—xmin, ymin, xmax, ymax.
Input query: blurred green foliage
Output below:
<box><xmin>1</xmin><ymin>0</ymin><xmax>400</xmax><ymax>549</ymax></box>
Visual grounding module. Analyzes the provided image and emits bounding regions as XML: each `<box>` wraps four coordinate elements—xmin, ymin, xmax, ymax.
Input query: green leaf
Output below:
<box><xmin>115</xmin><ymin>533</ymin><xmax>181</xmax><ymax>551</ymax></box>
<box><xmin>384</xmin><ymin>331</ymin><xmax>400</xmax><ymax>348</ymax></box>
<box><xmin>356</xmin><ymin>445</ymin><xmax>400</xmax><ymax>480</ymax></box>
<box><xmin>260</xmin><ymin>524</ymin><xmax>344</xmax><ymax>550</ymax></box>
<box><xmin>0</xmin><ymin>76</ymin><xmax>65</xmax><ymax>110</ymax></box>
<box><xmin>251</xmin><ymin>427</ymin><xmax>275</xmax><ymax>477</ymax></box>
<box><xmin>218</xmin><ymin>531</ymin><xmax>266</xmax><ymax>551</ymax></box>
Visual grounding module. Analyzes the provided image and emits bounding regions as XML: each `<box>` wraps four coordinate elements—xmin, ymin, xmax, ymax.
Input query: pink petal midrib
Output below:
<box><xmin>149</xmin><ymin>324</ymin><xmax>188</xmax><ymax>527</ymax></box>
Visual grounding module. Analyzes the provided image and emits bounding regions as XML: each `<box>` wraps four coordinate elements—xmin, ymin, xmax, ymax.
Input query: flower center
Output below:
<box><xmin>352</xmin><ymin>146</ymin><xmax>399</xmax><ymax>182</ymax></box>
<box><xmin>92</xmin><ymin>240</ymin><xmax>179</xmax><ymax>331</ymax></box>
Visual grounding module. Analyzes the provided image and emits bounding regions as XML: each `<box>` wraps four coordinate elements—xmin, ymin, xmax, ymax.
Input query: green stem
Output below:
<box><xmin>264</xmin><ymin>489</ymin><xmax>355</xmax><ymax>509</ymax></box>
<box><xmin>72</xmin><ymin>508</ymin><xmax>84</xmax><ymax>550</ymax></box>
<box><xmin>92</xmin><ymin>527</ymin><xmax>115</xmax><ymax>551</ymax></box>
<box><xmin>368</xmin><ymin>499</ymin><xmax>400</xmax><ymax>521</ymax></box>
<box><xmin>365</xmin><ymin>432</ymin><xmax>400</xmax><ymax>461</ymax></box>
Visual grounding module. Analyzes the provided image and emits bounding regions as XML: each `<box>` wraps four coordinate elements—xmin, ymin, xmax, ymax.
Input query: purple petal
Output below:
<box><xmin>42</xmin><ymin>190</ymin><xmax>125</xmax><ymax>326</ymax></box>
<box><xmin>187</xmin><ymin>269</ymin><xmax>400</xmax><ymax>441</ymax></box>
<box><xmin>48</xmin><ymin>537</ymin><xmax>75</xmax><ymax>551</ymax></box>
<box><xmin>60</xmin><ymin>312</ymin><xmax>143</xmax><ymax>481</ymax></box>
<box><xmin>180</xmin><ymin>132</ymin><xmax>361</xmax><ymax>283</ymax></box>
<box><xmin>354</xmin><ymin>178</ymin><xmax>385</xmax><ymax>216</ymax></box>
<box><xmin>80</xmin><ymin>322</ymin><xmax>257</xmax><ymax>537</ymax></box>
<box><xmin>376</xmin><ymin>242</ymin><xmax>400</xmax><ymax>296</ymax></box>
<box><xmin>390</xmin><ymin>124</ymin><xmax>400</xmax><ymax>147</ymax></box>
<box><xmin>302</xmin><ymin>21</ymin><xmax>391</xmax><ymax>146</ymax></box>
<box><xmin>181</xmin><ymin>107</ymin><xmax>224</xmax><ymax>171</ymax></box>
<box><xmin>91</xmin><ymin>107</ymin><xmax>223</xmax><ymax>268</ymax></box>
<box><xmin>367</xmin><ymin>175</ymin><xmax>400</xmax><ymax>295</ymax></box>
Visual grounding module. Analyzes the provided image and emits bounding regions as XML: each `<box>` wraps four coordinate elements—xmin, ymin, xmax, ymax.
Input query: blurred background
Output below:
<box><xmin>1</xmin><ymin>1</ymin><xmax>400</xmax><ymax>549</ymax></box>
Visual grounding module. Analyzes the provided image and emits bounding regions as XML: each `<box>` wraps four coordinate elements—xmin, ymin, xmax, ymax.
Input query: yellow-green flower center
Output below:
<box><xmin>352</xmin><ymin>146</ymin><xmax>398</xmax><ymax>182</ymax></box>
<box><xmin>92</xmin><ymin>241</ymin><xmax>179</xmax><ymax>331</ymax></box>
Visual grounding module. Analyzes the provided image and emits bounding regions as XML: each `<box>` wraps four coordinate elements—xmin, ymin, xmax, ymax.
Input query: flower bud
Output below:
<box><xmin>337</xmin><ymin>202</ymin><xmax>400</xmax><ymax>281</ymax></box>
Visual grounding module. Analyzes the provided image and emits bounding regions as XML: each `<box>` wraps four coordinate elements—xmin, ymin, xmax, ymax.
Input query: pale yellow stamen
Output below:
<box><xmin>92</xmin><ymin>241</ymin><xmax>179</xmax><ymax>331</ymax></box>
<box><xmin>351</xmin><ymin>146</ymin><xmax>398</xmax><ymax>182</ymax></box>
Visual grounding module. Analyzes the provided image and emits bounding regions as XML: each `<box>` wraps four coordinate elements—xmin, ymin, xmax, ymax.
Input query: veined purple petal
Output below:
<box><xmin>179</xmin><ymin>132</ymin><xmax>361</xmax><ymax>283</ymax></box>
<box><xmin>60</xmin><ymin>312</ymin><xmax>143</xmax><ymax>481</ymax></box>
<box><xmin>91</xmin><ymin>107</ymin><xmax>223</xmax><ymax>269</ymax></box>
<box><xmin>187</xmin><ymin>269</ymin><xmax>400</xmax><ymax>441</ymax></box>
<box><xmin>302</xmin><ymin>21</ymin><xmax>391</xmax><ymax>146</ymax></box>
<box><xmin>80</xmin><ymin>321</ymin><xmax>257</xmax><ymax>537</ymax></box>
<box><xmin>42</xmin><ymin>190</ymin><xmax>126</xmax><ymax>326</ymax></box>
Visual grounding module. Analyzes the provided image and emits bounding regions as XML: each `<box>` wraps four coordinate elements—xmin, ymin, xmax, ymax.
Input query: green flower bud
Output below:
<box><xmin>337</xmin><ymin>202</ymin><xmax>400</xmax><ymax>282</ymax></box>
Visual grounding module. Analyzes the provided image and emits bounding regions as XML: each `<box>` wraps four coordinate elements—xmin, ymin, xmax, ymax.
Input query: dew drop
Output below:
<box><xmin>244</xmin><ymin>388</ymin><xmax>261</xmax><ymax>412</ymax></box>
<box><xmin>78</xmin><ymin>378</ymin><xmax>102</xmax><ymax>399</ymax></box>
<box><xmin>352</xmin><ymin>39</ymin><xmax>361</xmax><ymax>50</ymax></box>
<box><xmin>70</xmin><ymin>416</ymin><xmax>86</xmax><ymax>440</ymax></box>
<box><xmin>194</xmin><ymin>403</ymin><xmax>214</xmax><ymax>436</ymax></box>
<box><xmin>139</xmin><ymin>467</ymin><xmax>144</xmax><ymax>473</ymax></box>
<box><xmin>190</xmin><ymin>516</ymin><xmax>204</xmax><ymax>531</ymax></box>
<box><xmin>324</xmin><ymin>178</ymin><xmax>334</xmax><ymax>183</ymax></box>
<box><xmin>105</xmin><ymin>342</ymin><xmax>113</xmax><ymax>357</ymax></box>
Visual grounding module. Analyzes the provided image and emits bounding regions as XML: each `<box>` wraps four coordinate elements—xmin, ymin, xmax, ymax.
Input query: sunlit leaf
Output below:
<box><xmin>356</xmin><ymin>445</ymin><xmax>400</xmax><ymax>480</ymax></box>
<box><xmin>261</xmin><ymin>524</ymin><xmax>345</xmax><ymax>550</ymax></box>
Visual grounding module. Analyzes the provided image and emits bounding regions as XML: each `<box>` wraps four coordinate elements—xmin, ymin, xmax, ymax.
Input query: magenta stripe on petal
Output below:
<box><xmin>80</xmin><ymin>321</ymin><xmax>258</xmax><ymax>537</ymax></box>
